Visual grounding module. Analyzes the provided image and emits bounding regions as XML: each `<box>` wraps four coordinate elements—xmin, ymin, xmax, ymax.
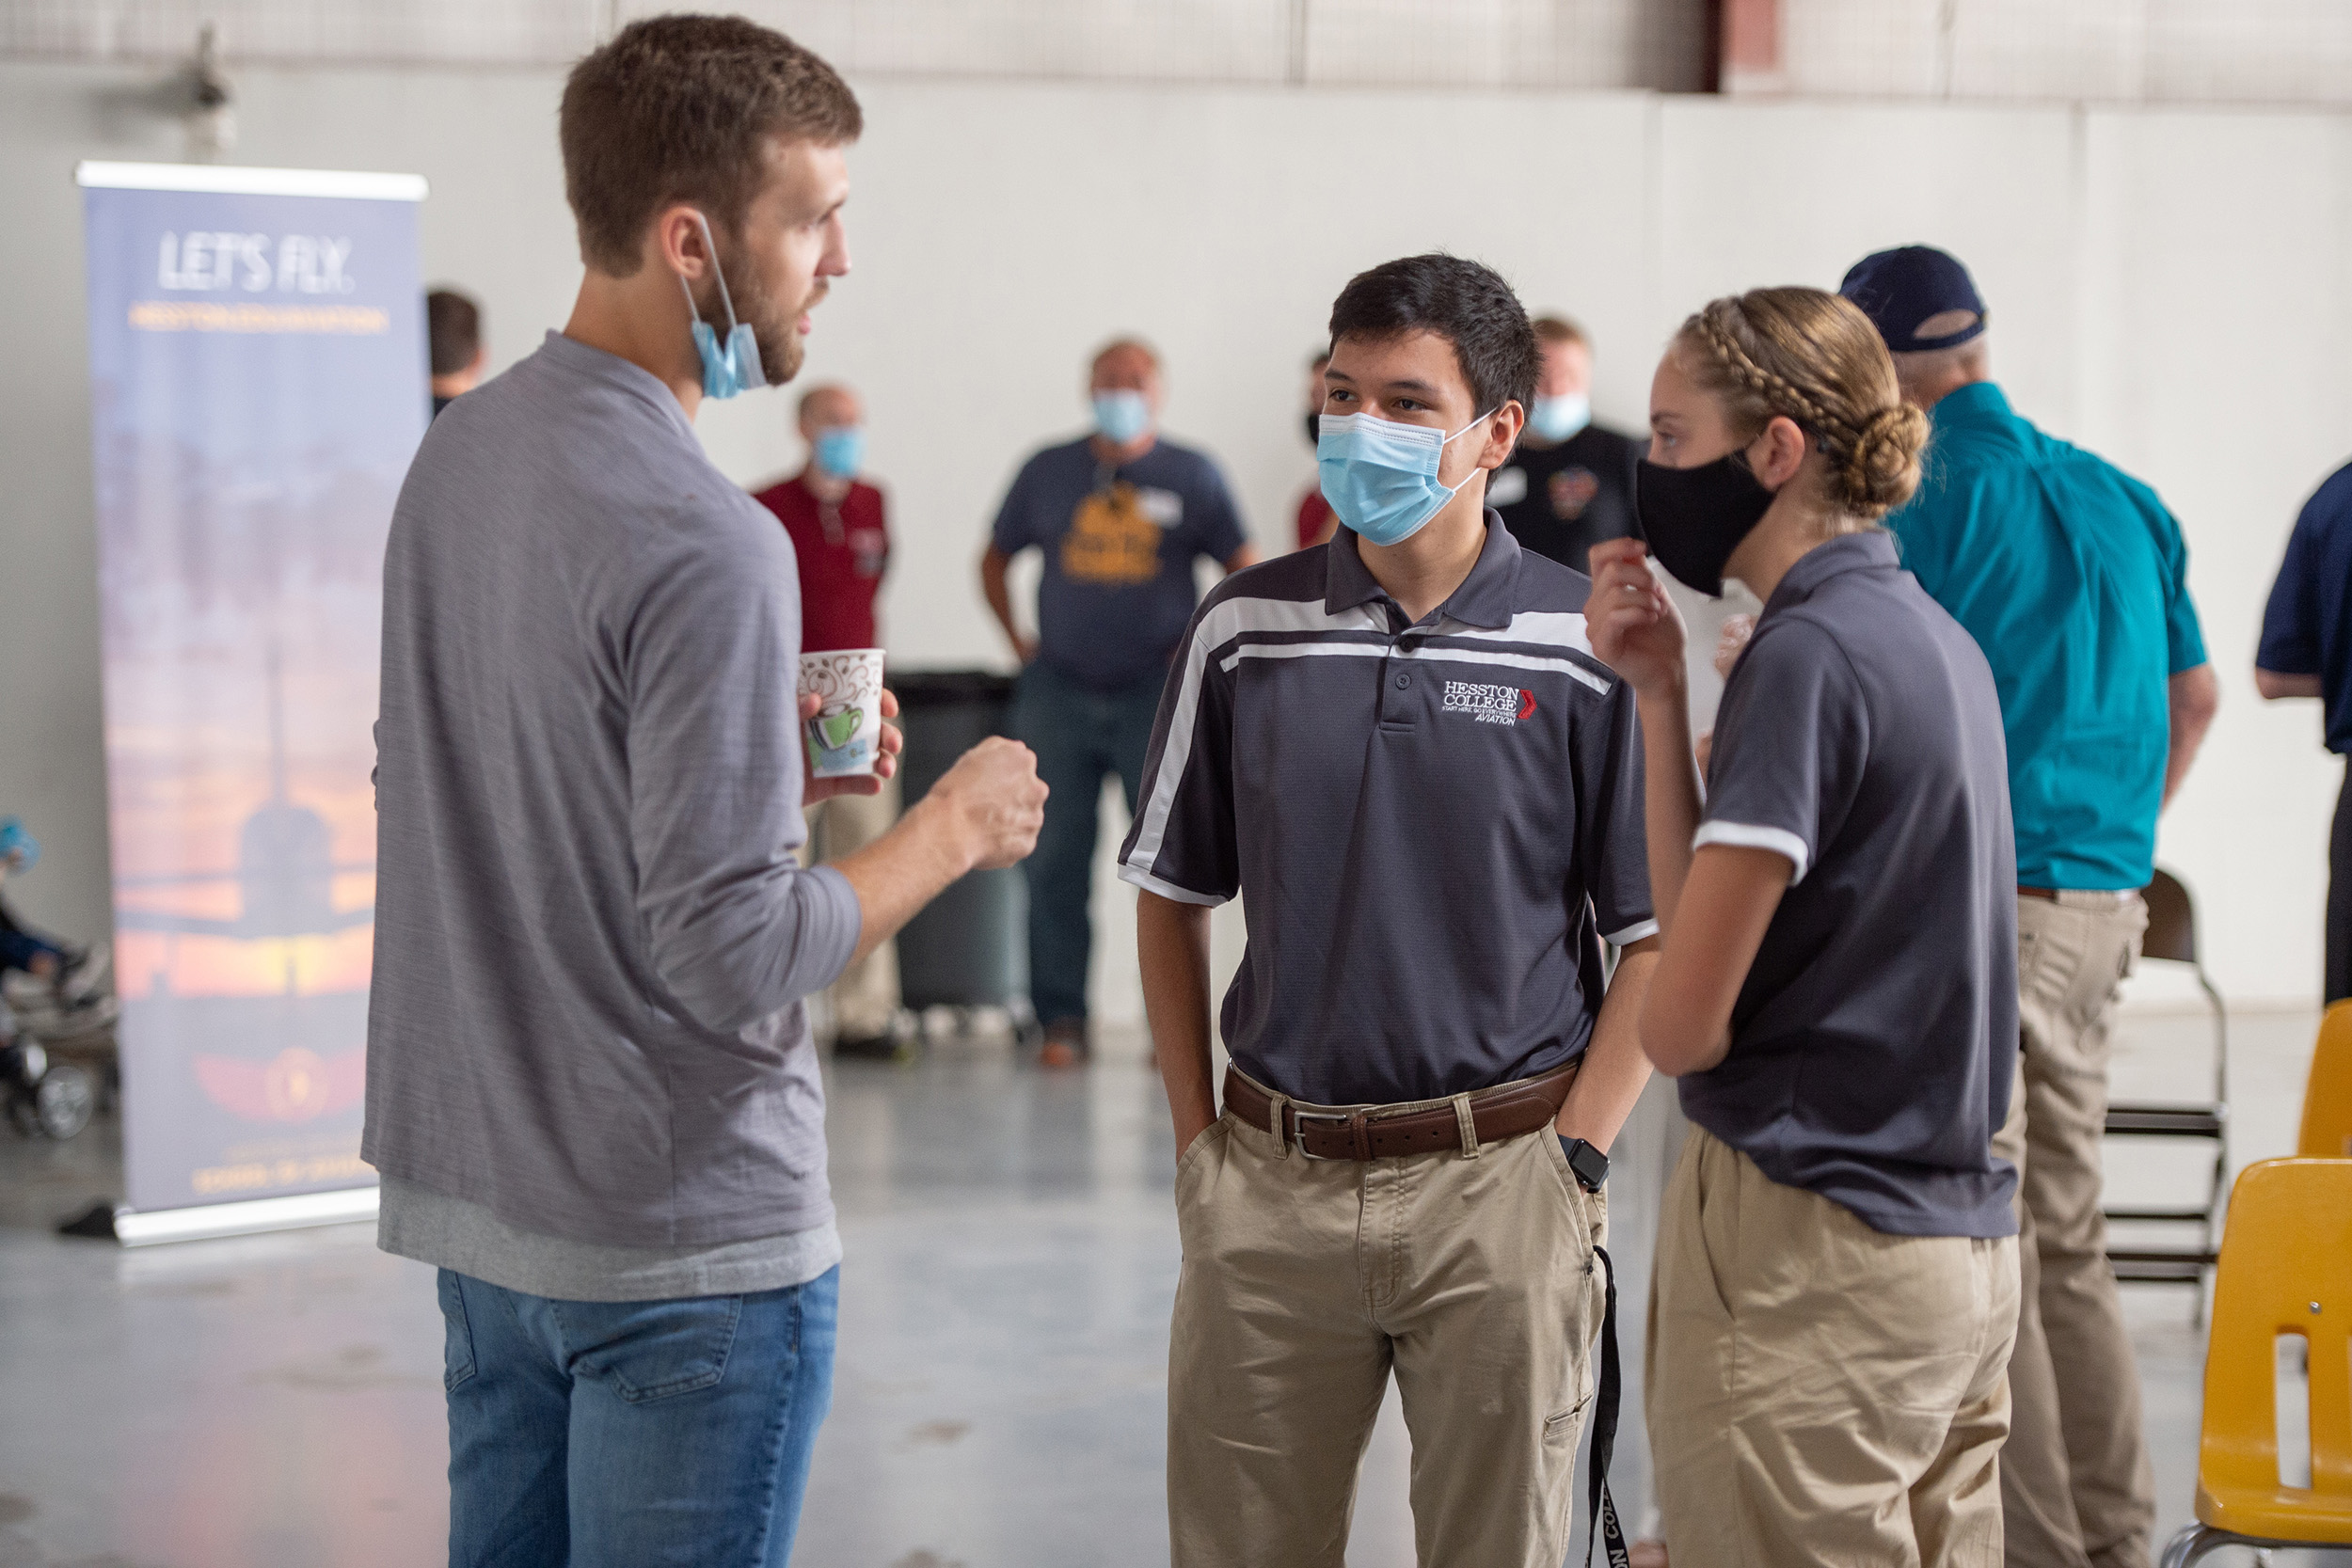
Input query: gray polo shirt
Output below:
<box><xmin>1685</xmin><ymin>530</ymin><xmax>2018</xmax><ymax>1240</ymax></box>
<box><xmin>1118</xmin><ymin>517</ymin><xmax>1654</xmax><ymax>1107</ymax></box>
<box><xmin>364</xmin><ymin>332</ymin><xmax>862</xmax><ymax>1283</ymax></box>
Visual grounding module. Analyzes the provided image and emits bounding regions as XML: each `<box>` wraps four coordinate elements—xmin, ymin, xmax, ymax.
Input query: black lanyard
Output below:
<box><xmin>1586</xmin><ymin>1244</ymin><xmax>1630</xmax><ymax>1568</ymax></box>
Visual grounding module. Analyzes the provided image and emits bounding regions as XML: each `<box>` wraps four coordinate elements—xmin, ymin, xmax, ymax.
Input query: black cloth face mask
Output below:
<box><xmin>1634</xmin><ymin>451</ymin><xmax>1778</xmax><ymax>596</ymax></box>
<box><xmin>1304</xmin><ymin>411</ymin><xmax>1320</xmax><ymax>449</ymax></box>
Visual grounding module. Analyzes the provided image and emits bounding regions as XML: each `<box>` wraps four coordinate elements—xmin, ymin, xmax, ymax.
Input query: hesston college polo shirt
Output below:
<box><xmin>1117</xmin><ymin>515</ymin><xmax>1654</xmax><ymax>1109</ymax></box>
<box><xmin>1688</xmin><ymin>531</ymin><xmax>2019</xmax><ymax>1241</ymax></box>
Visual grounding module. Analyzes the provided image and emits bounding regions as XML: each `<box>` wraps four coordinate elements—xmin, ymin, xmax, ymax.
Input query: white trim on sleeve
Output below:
<box><xmin>1692</xmin><ymin>820</ymin><xmax>1813</xmax><ymax>885</ymax></box>
<box><xmin>1604</xmin><ymin>918</ymin><xmax>1661</xmax><ymax>947</ymax></box>
<box><xmin>1117</xmin><ymin>862</ymin><xmax>1230</xmax><ymax>908</ymax></box>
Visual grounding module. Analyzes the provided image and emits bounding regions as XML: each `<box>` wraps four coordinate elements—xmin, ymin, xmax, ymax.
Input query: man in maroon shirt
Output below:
<box><xmin>755</xmin><ymin>383</ymin><xmax>901</xmax><ymax>1053</ymax></box>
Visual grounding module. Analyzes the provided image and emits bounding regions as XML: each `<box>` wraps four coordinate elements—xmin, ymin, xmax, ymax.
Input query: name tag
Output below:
<box><xmin>1487</xmin><ymin>467</ymin><xmax>1529</xmax><ymax>506</ymax></box>
<box><xmin>1134</xmin><ymin>486</ymin><xmax>1184</xmax><ymax>527</ymax></box>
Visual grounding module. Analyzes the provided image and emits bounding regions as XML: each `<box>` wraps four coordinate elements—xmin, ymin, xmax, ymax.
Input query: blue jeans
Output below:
<box><xmin>1013</xmin><ymin>660</ymin><xmax>1162</xmax><ymax>1028</ymax></box>
<box><xmin>438</xmin><ymin>1265</ymin><xmax>839</xmax><ymax>1567</ymax></box>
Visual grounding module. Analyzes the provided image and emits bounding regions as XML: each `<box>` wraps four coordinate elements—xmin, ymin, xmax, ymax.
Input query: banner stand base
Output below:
<box><xmin>62</xmin><ymin>1186</ymin><xmax>380</xmax><ymax>1247</ymax></box>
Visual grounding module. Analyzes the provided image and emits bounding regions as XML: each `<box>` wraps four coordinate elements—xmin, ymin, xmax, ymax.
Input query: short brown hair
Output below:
<box><xmin>1673</xmin><ymin>287</ymin><xmax>1929</xmax><ymax>521</ymax></box>
<box><xmin>560</xmin><ymin>15</ymin><xmax>863</xmax><ymax>277</ymax></box>
<box><xmin>1090</xmin><ymin>337</ymin><xmax>1162</xmax><ymax>375</ymax></box>
<box><xmin>425</xmin><ymin>288</ymin><xmax>480</xmax><ymax>375</ymax></box>
<box><xmin>1531</xmin><ymin>315</ymin><xmax>1588</xmax><ymax>349</ymax></box>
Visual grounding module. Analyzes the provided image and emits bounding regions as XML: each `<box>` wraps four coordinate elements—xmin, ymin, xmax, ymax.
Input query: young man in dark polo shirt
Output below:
<box><xmin>1124</xmin><ymin>254</ymin><xmax>1660</xmax><ymax>1567</ymax></box>
<box><xmin>981</xmin><ymin>339</ymin><xmax>1257</xmax><ymax>1066</ymax></box>
<box><xmin>756</xmin><ymin>381</ymin><xmax>902</xmax><ymax>1053</ymax></box>
<box><xmin>1488</xmin><ymin>315</ymin><xmax>1642</xmax><ymax>577</ymax></box>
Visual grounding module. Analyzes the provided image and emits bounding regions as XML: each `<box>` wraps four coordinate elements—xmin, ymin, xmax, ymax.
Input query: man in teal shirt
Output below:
<box><xmin>1844</xmin><ymin>246</ymin><xmax>2218</xmax><ymax>1568</ymax></box>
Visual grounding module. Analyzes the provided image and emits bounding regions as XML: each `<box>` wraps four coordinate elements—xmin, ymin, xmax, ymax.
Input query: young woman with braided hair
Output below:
<box><xmin>1586</xmin><ymin>287</ymin><xmax>2023</xmax><ymax>1566</ymax></box>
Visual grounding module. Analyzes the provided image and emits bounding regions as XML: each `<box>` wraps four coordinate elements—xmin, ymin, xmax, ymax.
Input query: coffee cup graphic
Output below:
<box><xmin>799</xmin><ymin>649</ymin><xmax>884</xmax><ymax>779</ymax></box>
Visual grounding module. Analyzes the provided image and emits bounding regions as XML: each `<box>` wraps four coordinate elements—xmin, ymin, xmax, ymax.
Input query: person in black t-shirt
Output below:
<box><xmin>1487</xmin><ymin>314</ymin><xmax>1641</xmax><ymax>577</ymax></box>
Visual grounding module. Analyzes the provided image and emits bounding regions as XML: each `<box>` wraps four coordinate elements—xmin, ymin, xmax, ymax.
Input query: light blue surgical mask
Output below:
<box><xmin>1529</xmin><ymin>391</ymin><xmax>1591</xmax><ymax>443</ymax></box>
<box><xmin>675</xmin><ymin>211</ymin><xmax>764</xmax><ymax>401</ymax></box>
<box><xmin>812</xmin><ymin>425</ymin><xmax>864</xmax><ymax>480</ymax></box>
<box><xmin>1092</xmin><ymin>389</ymin><xmax>1152</xmax><ymax>446</ymax></box>
<box><xmin>1316</xmin><ymin>409</ymin><xmax>1496</xmax><ymax>546</ymax></box>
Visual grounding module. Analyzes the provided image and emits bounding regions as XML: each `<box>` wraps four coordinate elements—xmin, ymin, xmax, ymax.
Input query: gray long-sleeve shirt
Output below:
<box><xmin>362</xmin><ymin>331</ymin><xmax>861</xmax><ymax>1254</ymax></box>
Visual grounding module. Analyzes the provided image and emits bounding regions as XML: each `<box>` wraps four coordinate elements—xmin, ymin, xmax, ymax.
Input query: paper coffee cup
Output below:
<box><xmin>799</xmin><ymin>648</ymin><xmax>886</xmax><ymax>779</ymax></box>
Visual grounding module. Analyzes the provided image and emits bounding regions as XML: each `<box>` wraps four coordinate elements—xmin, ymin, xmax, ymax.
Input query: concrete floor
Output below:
<box><xmin>0</xmin><ymin>1008</ymin><xmax>2342</xmax><ymax>1567</ymax></box>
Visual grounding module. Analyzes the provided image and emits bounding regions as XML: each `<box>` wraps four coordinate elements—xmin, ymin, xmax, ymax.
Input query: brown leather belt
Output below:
<box><xmin>1221</xmin><ymin>1062</ymin><xmax>1579</xmax><ymax>1162</ymax></box>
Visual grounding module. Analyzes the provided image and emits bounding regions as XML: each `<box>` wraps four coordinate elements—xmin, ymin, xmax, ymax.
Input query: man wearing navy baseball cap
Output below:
<box><xmin>1842</xmin><ymin>245</ymin><xmax>2218</xmax><ymax>1568</ymax></box>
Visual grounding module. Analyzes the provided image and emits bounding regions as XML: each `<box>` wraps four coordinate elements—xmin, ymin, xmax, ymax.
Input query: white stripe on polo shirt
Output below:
<box><xmin>1217</xmin><ymin>639</ymin><xmax>1609</xmax><ymax>693</ymax></box>
<box><xmin>1692</xmin><ymin>820</ymin><xmax>1813</xmax><ymax>885</ymax></box>
<box><xmin>1437</xmin><ymin>610</ymin><xmax>1597</xmax><ymax>655</ymax></box>
<box><xmin>1123</xmin><ymin>593</ymin><xmax>1374</xmax><ymax>894</ymax></box>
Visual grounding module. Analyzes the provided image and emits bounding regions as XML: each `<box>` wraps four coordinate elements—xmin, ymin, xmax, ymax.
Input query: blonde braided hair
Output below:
<box><xmin>1677</xmin><ymin>289</ymin><xmax>1929</xmax><ymax>522</ymax></box>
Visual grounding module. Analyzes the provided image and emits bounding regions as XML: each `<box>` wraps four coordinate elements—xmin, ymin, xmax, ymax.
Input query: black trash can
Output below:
<box><xmin>889</xmin><ymin>669</ymin><xmax>1030</xmax><ymax>1016</ymax></box>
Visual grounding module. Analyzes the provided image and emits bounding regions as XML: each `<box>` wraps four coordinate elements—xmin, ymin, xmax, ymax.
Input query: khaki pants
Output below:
<box><xmin>1994</xmin><ymin>891</ymin><xmax>2153</xmax><ymax>1568</ymax></box>
<box><xmin>1648</xmin><ymin>1128</ymin><xmax>2020</xmax><ymax>1568</ymax></box>
<box><xmin>1167</xmin><ymin>1086</ymin><xmax>1607</xmax><ymax>1568</ymax></box>
<box><xmin>802</xmin><ymin>776</ymin><xmax>900</xmax><ymax>1039</ymax></box>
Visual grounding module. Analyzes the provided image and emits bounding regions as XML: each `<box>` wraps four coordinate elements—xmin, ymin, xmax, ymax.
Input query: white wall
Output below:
<box><xmin>2</xmin><ymin>0</ymin><xmax>1708</xmax><ymax>90</ymax></box>
<box><xmin>1</xmin><ymin>59</ymin><xmax>2343</xmax><ymax>1017</ymax></box>
<box><xmin>1770</xmin><ymin>0</ymin><xmax>2352</xmax><ymax>105</ymax></box>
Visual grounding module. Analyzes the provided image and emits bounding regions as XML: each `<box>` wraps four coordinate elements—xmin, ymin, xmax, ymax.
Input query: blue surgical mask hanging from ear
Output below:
<box><xmin>675</xmin><ymin>211</ymin><xmax>765</xmax><ymax>401</ymax></box>
<box><xmin>1316</xmin><ymin>409</ymin><xmax>1495</xmax><ymax>546</ymax></box>
<box><xmin>1529</xmin><ymin>391</ymin><xmax>1591</xmax><ymax>443</ymax></box>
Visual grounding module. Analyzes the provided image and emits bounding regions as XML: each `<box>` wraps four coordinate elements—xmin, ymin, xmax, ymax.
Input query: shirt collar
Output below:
<box><xmin>534</xmin><ymin>329</ymin><xmax>697</xmax><ymax>443</ymax></box>
<box><xmin>1323</xmin><ymin>510</ymin><xmax>1521</xmax><ymax>630</ymax></box>
<box><xmin>1930</xmin><ymin>379</ymin><xmax>2012</xmax><ymax>430</ymax></box>
<box><xmin>1764</xmin><ymin>529</ymin><xmax>1899</xmax><ymax>612</ymax></box>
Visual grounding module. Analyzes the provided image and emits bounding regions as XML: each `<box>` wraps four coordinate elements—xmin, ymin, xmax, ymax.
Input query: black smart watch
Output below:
<box><xmin>1559</xmin><ymin>1135</ymin><xmax>1609</xmax><ymax>1193</ymax></box>
<box><xmin>1552</xmin><ymin>1142</ymin><xmax>1609</xmax><ymax>1189</ymax></box>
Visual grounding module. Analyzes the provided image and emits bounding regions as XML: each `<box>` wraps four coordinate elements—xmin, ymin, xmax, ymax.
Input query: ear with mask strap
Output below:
<box><xmin>675</xmin><ymin>211</ymin><xmax>765</xmax><ymax>401</ymax></box>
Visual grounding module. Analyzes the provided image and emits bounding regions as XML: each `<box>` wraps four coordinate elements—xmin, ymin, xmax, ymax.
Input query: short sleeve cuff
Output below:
<box><xmin>1604</xmin><ymin>917</ymin><xmax>1660</xmax><ymax>947</ymax></box>
<box><xmin>803</xmin><ymin>863</ymin><xmax>866</xmax><ymax>990</ymax></box>
<box><xmin>1692</xmin><ymin>821</ymin><xmax>1812</xmax><ymax>885</ymax></box>
<box><xmin>1117</xmin><ymin>862</ymin><xmax>1231</xmax><ymax>908</ymax></box>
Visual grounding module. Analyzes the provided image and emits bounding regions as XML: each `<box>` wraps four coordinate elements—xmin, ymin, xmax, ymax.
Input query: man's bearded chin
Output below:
<box><xmin>738</xmin><ymin>269</ymin><xmax>814</xmax><ymax>387</ymax></box>
<box><xmin>755</xmin><ymin>302</ymin><xmax>804</xmax><ymax>385</ymax></box>
<box><xmin>695</xmin><ymin>247</ymin><xmax>805</xmax><ymax>388</ymax></box>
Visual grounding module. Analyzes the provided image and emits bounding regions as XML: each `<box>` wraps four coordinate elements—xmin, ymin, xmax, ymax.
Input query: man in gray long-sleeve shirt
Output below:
<box><xmin>362</xmin><ymin>18</ymin><xmax>1045</xmax><ymax>1562</ymax></box>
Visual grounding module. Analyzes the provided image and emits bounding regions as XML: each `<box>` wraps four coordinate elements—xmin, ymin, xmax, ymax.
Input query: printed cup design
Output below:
<box><xmin>800</xmin><ymin>649</ymin><xmax>885</xmax><ymax>779</ymax></box>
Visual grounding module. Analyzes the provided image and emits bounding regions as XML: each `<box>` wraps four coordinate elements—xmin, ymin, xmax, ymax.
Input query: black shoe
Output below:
<box><xmin>833</xmin><ymin>1032</ymin><xmax>910</xmax><ymax>1062</ymax></box>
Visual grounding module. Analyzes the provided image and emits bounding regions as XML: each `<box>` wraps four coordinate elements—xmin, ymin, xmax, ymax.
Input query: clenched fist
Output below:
<box><xmin>930</xmin><ymin>736</ymin><xmax>1048</xmax><ymax>872</ymax></box>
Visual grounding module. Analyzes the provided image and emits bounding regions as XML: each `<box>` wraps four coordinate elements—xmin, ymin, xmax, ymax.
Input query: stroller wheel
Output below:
<box><xmin>31</xmin><ymin>1063</ymin><xmax>95</xmax><ymax>1140</ymax></box>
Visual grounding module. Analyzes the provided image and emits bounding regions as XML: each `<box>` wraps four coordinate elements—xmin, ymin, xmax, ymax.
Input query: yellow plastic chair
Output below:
<box><xmin>2299</xmin><ymin>1001</ymin><xmax>2352</xmax><ymax>1160</ymax></box>
<box><xmin>2159</xmin><ymin>1158</ymin><xmax>2352</xmax><ymax>1565</ymax></box>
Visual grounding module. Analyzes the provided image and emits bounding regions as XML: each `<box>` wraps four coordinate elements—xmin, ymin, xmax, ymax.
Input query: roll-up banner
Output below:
<box><xmin>75</xmin><ymin>162</ymin><xmax>426</xmax><ymax>1244</ymax></box>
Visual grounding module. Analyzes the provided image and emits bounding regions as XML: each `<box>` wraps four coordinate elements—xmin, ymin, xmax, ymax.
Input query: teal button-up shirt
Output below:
<box><xmin>1888</xmin><ymin>381</ymin><xmax>2206</xmax><ymax>891</ymax></box>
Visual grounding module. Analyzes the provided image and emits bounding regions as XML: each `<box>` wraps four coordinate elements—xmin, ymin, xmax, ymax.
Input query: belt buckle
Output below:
<box><xmin>1291</xmin><ymin>1109</ymin><xmax>1356</xmax><ymax>1161</ymax></box>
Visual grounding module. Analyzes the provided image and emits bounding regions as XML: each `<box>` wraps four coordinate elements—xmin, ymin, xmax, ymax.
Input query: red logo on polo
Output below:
<box><xmin>1517</xmin><ymin>689</ymin><xmax>1537</xmax><ymax>721</ymax></box>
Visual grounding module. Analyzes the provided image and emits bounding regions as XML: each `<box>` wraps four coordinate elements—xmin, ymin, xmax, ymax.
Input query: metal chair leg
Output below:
<box><xmin>2157</xmin><ymin>1523</ymin><xmax>2234</xmax><ymax>1568</ymax></box>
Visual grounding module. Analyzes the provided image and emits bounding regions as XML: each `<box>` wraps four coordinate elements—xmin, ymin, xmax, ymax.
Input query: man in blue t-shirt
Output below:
<box><xmin>1844</xmin><ymin>246</ymin><xmax>2218</xmax><ymax>1568</ymax></box>
<box><xmin>2257</xmin><ymin>459</ymin><xmax>2352</xmax><ymax>1003</ymax></box>
<box><xmin>980</xmin><ymin>339</ymin><xmax>1255</xmax><ymax>1065</ymax></box>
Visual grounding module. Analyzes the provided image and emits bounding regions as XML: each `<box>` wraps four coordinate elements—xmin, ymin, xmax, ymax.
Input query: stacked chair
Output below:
<box><xmin>2105</xmin><ymin>869</ymin><xmax>2231</xmax><ymax>1304</ymax></box>
<box><xmin>2158</xmin><ymin>1004</ymin><xmax>2352</xmax><ymax>1565</ymax></box>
